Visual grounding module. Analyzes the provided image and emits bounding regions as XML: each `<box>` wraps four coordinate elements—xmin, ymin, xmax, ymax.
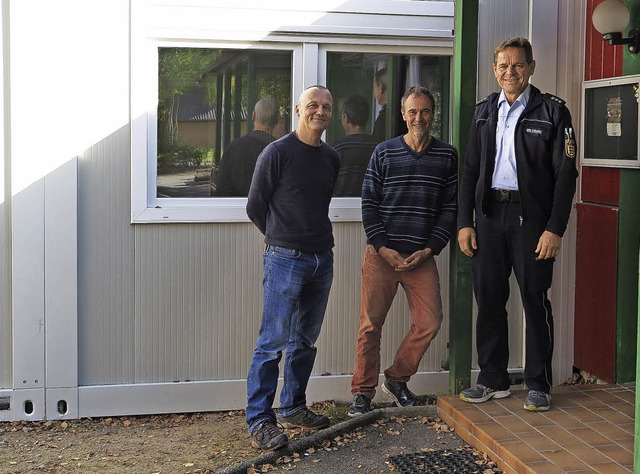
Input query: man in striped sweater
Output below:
<box><xmin>349</xmin><ymin>85</ymin><xmax>458</xmax><ymax>416</ymax></box>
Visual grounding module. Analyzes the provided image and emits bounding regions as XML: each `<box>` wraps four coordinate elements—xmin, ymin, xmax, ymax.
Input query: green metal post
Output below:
<box><xmin>448</xmin><ymin>0</ymin><xmax>478</xmax><ymax>395</ymax></box>
<box><xmin>635</xmin><ymin>247</ymin><xmax>640</xmax><ymax>473</ymax></box>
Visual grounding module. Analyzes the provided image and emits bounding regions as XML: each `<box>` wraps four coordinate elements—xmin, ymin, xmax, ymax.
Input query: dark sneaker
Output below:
<box><xmin>277</xmin><ymin>407</ymin><xmax>330</xmax><ymax>430</ymax></box>
<box><xmin>524</xmin><ymin>390</ymin><xmax>551</xmax><ymax>412</ymax></box>
<box><xmin>250</xmin><ymin>420</ymin><xmax>288</xmax><ymax>451</ymax></box>
<box><xmin>348</xmin><ymin>394</ymin><xmax>373</xmax><ymax>417</ymax></box>
<box><xmin>459</xmin><ymin>384</ymin><xmax>511</xmax><ymax>403</ymax></box>
<box><xmin>381</xmin><ymin>379</ymin><xmax>421</xmax><ymax>407</ymax></box>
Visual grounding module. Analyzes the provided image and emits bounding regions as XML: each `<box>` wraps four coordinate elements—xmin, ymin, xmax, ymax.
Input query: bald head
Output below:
<box><xmin>295</xmin><ymin>85</ymin><xmax>333</xmax><ymax>145</ymax></box>
<box><xmin>253</xmin><ymin>98</ymin><xmax>280</xmax><ymax>131</ymax></box>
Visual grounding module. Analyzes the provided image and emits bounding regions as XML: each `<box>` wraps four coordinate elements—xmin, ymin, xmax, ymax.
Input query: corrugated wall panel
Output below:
<box><xmin>0</xmin><ymin>202</ymin><xmax>10</xmax><ymax>388</ymax></box>
<box><xmin>477</xmin><ymin>0</ymin><xmax>530</xmax><ymax>99</ymax></box>
<box><xmin>550</xmin><ymin>0</ymin><xmax>583</xmax><ymax>386</ymax></box>
<box><xmin>134</xmin><ymin>223</ymin><xmax>263</xmax><ymax>382</ymax></box>
<box><xmin>78</xmin><ymin>126</ymin><xmax>136</xmax><ymax>385</ymax></box>
<box><xmin>131</xmin><ymin>222</ymin><xmax>453</xmax><ymax>384</ymax></box>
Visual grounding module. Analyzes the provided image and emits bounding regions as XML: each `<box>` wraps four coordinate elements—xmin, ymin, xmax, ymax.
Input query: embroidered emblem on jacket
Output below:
<box><xmin>564</xmin><ymin>127</ymin><xmax>576</xmax><ymax>159</ymax></box>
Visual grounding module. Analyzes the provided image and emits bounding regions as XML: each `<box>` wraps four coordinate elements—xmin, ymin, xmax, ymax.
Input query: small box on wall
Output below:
<box><xmin>581</xmin><ymin>74</ymin><xmax>640</xmax><ymax>168</ymax></box>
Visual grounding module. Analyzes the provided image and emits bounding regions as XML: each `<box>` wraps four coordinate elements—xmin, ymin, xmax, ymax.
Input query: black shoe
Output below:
<box><xmin>348</xmin><ymin>394</ymin><xmax>373</xmax><ymax>417</ymax></box>
<box><xmin>277</xmin><ymin>407</ymin><xmax>330</xmax><ymax>430</ymax></box>
<box><xmin>381</xmin><ymin>379</ymin><xmax>421</xmax><ymax>407</ymax></box>
<box><xmin>250</xmin><ymin>420</ymin><xmax>288</xmax><ymax>451</ymax></box>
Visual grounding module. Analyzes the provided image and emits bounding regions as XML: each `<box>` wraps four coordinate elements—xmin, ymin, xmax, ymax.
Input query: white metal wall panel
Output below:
<box><xmin>130</xmin><ymin>222</ymin><xmax>452</xmax><ymax>384</ymax></box>
<box><xmin>44</xmin><ymin>158</ymin><xmax>78</xmax><ymax>389</ymax></box>
<box><xmin>0</xmin><ymin>0</ymin><xmax>8</xmax><ymax>389</ymax></box>
<box><xmin>0</xmin><ymin>203</ymin><xmax>10</xmax><ymax>388</ymax></box>
<box><xmin>133</xmin><ymin>223</ymin><xmax>263</xmax><ymax>382</ymax></box>
<box><xmin>548</xmin><ymin>0</ymin><xmax>584</xmax><ymax>386</ymax></box>
<box><xmin>477</xmin><ymin>0</ymin><xmax>530</xmax><ymax>100</ymax></box>
<box><xmin>146</xmin><ymin>1</ymin><xmax>454</xmax><ymax>43</ymax></box>
<box><xmin>78</xmin><ymin>127</ymin><xmax>136</xmax><ymax>386</ymax></box>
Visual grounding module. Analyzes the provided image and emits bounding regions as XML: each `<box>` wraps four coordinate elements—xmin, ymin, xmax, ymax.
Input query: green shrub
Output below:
<box><xmin>157</xmin><ymin>144</ymin><xmax>212</xmax><ymax>173</ymax></box>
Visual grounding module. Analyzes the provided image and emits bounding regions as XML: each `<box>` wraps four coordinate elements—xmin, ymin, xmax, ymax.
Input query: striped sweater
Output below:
<box><xmin>362</xmin><ymin>135</ymin><xmax>458</xmax><ymax>255</ymax></box>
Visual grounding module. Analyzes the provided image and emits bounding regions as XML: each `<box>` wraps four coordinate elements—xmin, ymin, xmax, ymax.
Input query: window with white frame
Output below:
<box><xmin>130</xmin><ymin>3</ymin><xmax>454</xmax><ymax>224</ymax></box>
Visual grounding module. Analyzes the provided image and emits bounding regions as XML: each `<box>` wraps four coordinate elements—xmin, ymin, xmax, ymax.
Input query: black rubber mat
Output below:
<box><xmin>389</xmin><ymin>448</ymin><xmax>497</xmax><ymax>473</ymax></box>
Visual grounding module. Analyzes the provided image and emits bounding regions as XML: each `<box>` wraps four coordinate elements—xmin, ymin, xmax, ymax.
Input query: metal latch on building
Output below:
<box><xmin>0</xmin><ymin>396</ymin><xmax>10</xmax><ymax>410</ymax></box>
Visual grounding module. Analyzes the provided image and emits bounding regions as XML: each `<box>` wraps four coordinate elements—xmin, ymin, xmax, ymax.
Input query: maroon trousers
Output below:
<box><xmin>351</xmin><ymin>245</ymin><xmax>443</xmax><ymax>399</ymax></box>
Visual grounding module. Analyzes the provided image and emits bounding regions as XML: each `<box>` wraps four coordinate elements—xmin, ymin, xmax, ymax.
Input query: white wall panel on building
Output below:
<box><xmin>44</xmin><ymin>158</ymin><xmax>78</xmax><ymax>390</ymax></box>
<box><xmin>477</xmin><ymin>0</ymin><xmax>530</xmax><ymax>100</ymax></box>
<box><xmin>147</xmin><ymin>1</ymin><xmax>454</xmax><ymax>42</ymax></box>
<box><xmin>78</xmin><ymin>127</ymin><xmax>136</xmax><ymax>386</ymax></box>
<box><xmin>133</xmin><ymin>223</ymin><xmax>264</xmax><ymax>382</ymax></box>
<box><xmin>0</xmin><ymin>202</ymin><xmax>10</xmax><ymax>388</ymax></box>
<box><xmin>0</xmin><ymin>0</ymin><xmax>8</xmax><ymax>391</ymax></box>
<box><xmin>548</xmin><ymin>0</ymin><xmax>584</xmax><ymax>386</ymax></box>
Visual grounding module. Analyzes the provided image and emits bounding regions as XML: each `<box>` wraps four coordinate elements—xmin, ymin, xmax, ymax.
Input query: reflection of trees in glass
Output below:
<box><xmin>255</xmin><ymin>74</ymin><xmax>291</xmax><ymax>120</ymax></box>
<box><xmin>158</xmin><ymin>48</ymin><xmax>291</xmax><ymax>176</ymax></box>
<box><xmin>158</xmin><ymin>48</ymin><xmax>220</xmax><ymax>149</ymax></box>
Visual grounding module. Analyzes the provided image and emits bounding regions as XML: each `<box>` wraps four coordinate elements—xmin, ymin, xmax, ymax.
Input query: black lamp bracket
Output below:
<box><xmin>602</xmin><ymin>28</ymin><xmax>640</xmax><ymax>54</ymax></box>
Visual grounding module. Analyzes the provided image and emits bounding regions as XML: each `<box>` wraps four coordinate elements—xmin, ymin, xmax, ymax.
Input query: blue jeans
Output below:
<box><xmin>246</xmin><ymin>245</ymin><xmax>333</xmax><ymax>433</ymax></box>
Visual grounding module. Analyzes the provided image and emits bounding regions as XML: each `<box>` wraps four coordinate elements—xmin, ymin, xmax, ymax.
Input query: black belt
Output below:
<box><xmin>491</xmin><ymin>189</ymin><xmax>520</xmax><ymax>203</ymax></box>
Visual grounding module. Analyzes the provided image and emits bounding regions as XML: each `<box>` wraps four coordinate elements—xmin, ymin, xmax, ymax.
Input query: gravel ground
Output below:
<box><xmin>0</xmin><ymin>402</ymin><xmax>502</xmax><ymax>474</ymax></box>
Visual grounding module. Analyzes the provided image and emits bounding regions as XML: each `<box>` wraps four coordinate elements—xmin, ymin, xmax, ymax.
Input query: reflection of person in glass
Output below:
<box><xmin>245</xmin><ymin>86</ymin><xmax>340</xmax><ymax>452</ymax></box>
<box><xmin>371</xmin><ymin>68</ymin><xmax>407</xmax><ymax>143</ymax></box>
<box><xmin>214</xmin><ymin>98</ymin><xmax>282</xmax><ymax>197</ymax></box>
<box><xmin>330</xmin><ymin>95</ymin><xmax>378</xmax><ymax>197</ymax></box>
<box><xmin>372</xmin><ymin>68</ymin><xmax>388</xmax><ymax>142</ymax></box>
<box><xmin>349</xmin><ymin>86</ymin><xmax>457</xmax><ymax>417</ymax></box>
<box><xmin>457</xmin><ymin>37</ymin><xmax>578</xmax><ymax>412</ymax></box>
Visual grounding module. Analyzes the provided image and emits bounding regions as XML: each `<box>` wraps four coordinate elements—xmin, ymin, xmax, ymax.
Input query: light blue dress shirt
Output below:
<box><xmin>492</xmin><ymin>85</ymin><xmax>531</xmax><ymax>190</ymax></box>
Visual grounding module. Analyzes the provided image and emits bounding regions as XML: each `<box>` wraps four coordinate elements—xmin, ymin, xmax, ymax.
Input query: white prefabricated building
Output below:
<box><xmin>0</xmin><ymin>0</ymin><xmax>583</xmax><ymax>421</ymax></box>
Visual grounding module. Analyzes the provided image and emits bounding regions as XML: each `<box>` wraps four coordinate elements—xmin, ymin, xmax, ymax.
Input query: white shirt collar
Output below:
<box><xmin>497</xmin><ymin>84</ymin><xmax>531</xmax><ymax>109</ymax></box>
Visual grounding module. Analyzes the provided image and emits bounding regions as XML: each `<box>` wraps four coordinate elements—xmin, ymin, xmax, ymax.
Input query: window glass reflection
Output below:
<box><xmin>156</xmin><ymin>48</ymin><xmax>292</xmax><ymax>198</ymax></box>
<box><xmin>326</xmin><ymin>53</ymin><xmax>450</xmax><ymax>197</ymax></box>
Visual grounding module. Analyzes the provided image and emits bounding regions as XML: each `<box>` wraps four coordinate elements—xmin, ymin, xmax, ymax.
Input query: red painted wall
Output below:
<box><xmin>581</xmin><ymin>167</ymin><xmax>620</xmax><ymax>206</ymax></box>
<box><xmin>574</xmin><ymin>0</ymin><xmax>627</xmax><ymax>382</ymax></box>
<box><xmin>585</xmin><ymin>0</ymin><xmax>625</xmax><ymax>80</ymax></box>
<box><xmin>574</xmin><ymin>203</ymin><xmax>618</xmax><ymax>382</ymax></box>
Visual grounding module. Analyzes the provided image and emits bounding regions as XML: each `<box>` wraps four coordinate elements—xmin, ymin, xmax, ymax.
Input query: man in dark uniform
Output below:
<box><xmin>457</xmin><ymin>37</ymin><xmax>578</xmax><ymax>412</ymax></box>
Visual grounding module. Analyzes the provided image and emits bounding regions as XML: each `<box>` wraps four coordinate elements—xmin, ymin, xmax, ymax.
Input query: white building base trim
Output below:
<box><xmin>45</xmin><ymin>388</ymin><xmax>79</xmax><ymax>420</ymax></box>
<box><xmin>0</xmin><ymin>389</ymin><xmax>46</xmax><ymax>422</ymax></box>
<box><xmin>77</xmin><ymin>371</ymin><xmax>455</xmax><ymax>419</ymax></box>
<box><xmin>0</xmin><ymin>370</ymin><xmax>536</xmax><ymax>420</ymax></box>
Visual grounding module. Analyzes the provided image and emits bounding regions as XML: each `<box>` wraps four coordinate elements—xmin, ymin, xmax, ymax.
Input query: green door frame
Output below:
<box><xmin>448</xmin><ymin>0</ymin><xmax>478</xmax><ymax>394</ymax></box>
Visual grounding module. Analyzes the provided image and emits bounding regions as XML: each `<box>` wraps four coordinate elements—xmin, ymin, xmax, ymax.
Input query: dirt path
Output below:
<box><xmin>0</xmin><ymin>412</ymin><xmax>251</xmax><ymax>474</ymax></box>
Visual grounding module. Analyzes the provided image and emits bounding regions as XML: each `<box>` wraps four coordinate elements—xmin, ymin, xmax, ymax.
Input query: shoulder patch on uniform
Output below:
<box><xmin>542</xmin><ymin>93</ymin><xmax>566</xmax><ymax>107</ymax></box>
<box><xmin>475</xmin><ymin>96</ymin><xmax>489</xmax><ymax>106</ymax></box>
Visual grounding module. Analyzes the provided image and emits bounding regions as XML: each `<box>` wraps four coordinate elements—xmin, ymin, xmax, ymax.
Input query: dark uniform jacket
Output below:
<box><xmin>458</xmin><ymin>85</ymin><xmax>578</xmax><ymax>237</ymax></box>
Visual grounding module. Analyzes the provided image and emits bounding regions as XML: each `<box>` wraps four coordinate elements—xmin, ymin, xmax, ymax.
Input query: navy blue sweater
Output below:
<box><xmin>362</xmin><ymin>136</ymin><xmax>458</xmax><ymax>255</ymax></box>
<box><xmin>246</xmin><ymin>132</ymin><xmax>340</xmax><ymax>253</ymax></box>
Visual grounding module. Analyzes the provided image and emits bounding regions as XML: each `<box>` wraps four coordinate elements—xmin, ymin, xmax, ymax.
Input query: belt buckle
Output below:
<box><xmin>498</xmin><ymin>189</ymin><xmax>509</xmax><ymax>202</ymax></box>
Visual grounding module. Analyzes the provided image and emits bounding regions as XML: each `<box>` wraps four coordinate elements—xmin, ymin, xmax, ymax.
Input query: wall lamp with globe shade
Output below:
<box><xmin>592</xmin><ymin>0</ymin><xmax>639</xmax><ymax>53</ymax></box>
